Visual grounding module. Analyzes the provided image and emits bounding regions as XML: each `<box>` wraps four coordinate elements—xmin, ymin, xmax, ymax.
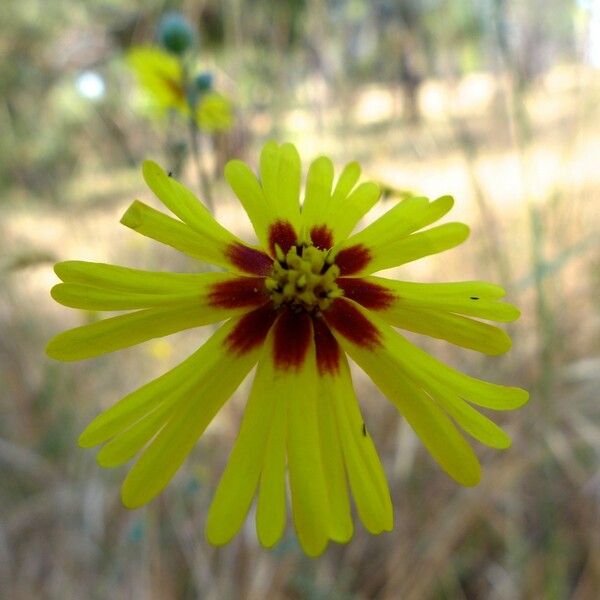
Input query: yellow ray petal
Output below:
<box><xmin>330</xmin><ymin>161</ymin><xmax>361</xmax><ymax>205</ymax></box>
<box><xmin>371</xmin><ymin>276</ymin><xmax>520</xmax><ymax>322</ymax></box>
<box><xmin>423</xmin><ymin>377</ymin><xmax>512</xmax><ymax>449</ymax></box>
<box><xmin>326</xmin><ymin>300</ymin><xmax>527</xmax><ymax>484</ymax></box>
<box><xmin>382</xmin><ymin>305</ymin><xmax>512</xmax><ymax>355</ymax></box>
<box><xmin>387</xmin><ymin>372</ymin><xmax>482</xmax><ymax>486</ymax></box>
<box><xmin>54</xmin><ymin>261</ymin><xmax>229</xmax><ymax>293</ymax></box>
<box><xmin>46</xmin><ymin>302</ymin><xmax>237</xmax><ymax>361</ymax></box>
<box><xmin>286</xmin><ymin>338</ymin><xmax>331</xmax><ymax>557</ymax></box>
<box><xmin>120</xmin><ymin>200</ymin><xmax>270</xmax><ymax>275</ymax></box>
<box><xmin>143</xmin><ymin>160</ymin><xmax>234</xmax><ymax>239</ymax></box>
<box><xmin>316</xmin><ymin>374</ymin><xmax>354</xmax><ymax>543</ymax></box>
<box><xmin>327</xmin><ymin>356</ymin><xmax>393</xmax><ymax>534</ymax></box>
<box><xmin>120</xmin><ymin>200</ymin><xmax>228</xmax><ymax>266</ymax></box>
<box><xmin>78</xmin><ymin>341</ymin><xmax>214</xmax><ymax>447</ymax></box>
<box><xmin>51</xmin><ymin>270</ymin><xmax>267</xmax><ymax>312</ymax></box>
<box><xmin>120</xmin><ymin>318</ymin><xmax>263</xmax><ymax>508</ymax></box>
<box><xmin>127</xmin><ymin>47</ymin><xmax>187</xmax><ymax>114</ymax></box>
<box><xmin>96</xmin><ymin>399</ymin><xmax>175</xmax><ymax>467</ymax></box>
<box><xmin>197</xmin><ymin>92</ymin><xmax>233</xmax><ymax>132</ymax></box>
<box><xmin>326</xmin><ymin>181</ymin><xmax>381</xmax><ymax>243</ymax></box>
<box><xmin>205</xmin><ymin>330</ymin><xmax>281</xmax><ymax>546</ymax></box>
<box><xmin>225</xmin><ymin>159</ymin><xmax>271</xmax><ymax>248</ymax></box>
<box><xmin>337</xmin><ymin>193</ymin><xmax>451</xmax><ymax>251</ymax></box>
<box><xmin>256</xmin><ymin>393</ymin><xmax>287</xmax><ymax>549</ymax></box>
<box><xmin>51</xmin><ymin>284</ymin><xmax>198</xmax><ymax>311</ymax></box>
<box><xmin>259</xmin><ymin>141</ymin><xmax>301</xmax><ymax>230</ymax></box>
<box><xmin>301</xmin><ymin>156</ymin><xmax>334</xmax><ymax>238</ymax></box>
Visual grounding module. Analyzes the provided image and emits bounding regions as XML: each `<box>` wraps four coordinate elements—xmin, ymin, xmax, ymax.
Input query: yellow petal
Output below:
<box><xmin>316</xmin><ymin>374</ymin><xmax>354</xmax><ymax>543</ymax></box>
<box><xmin>301</xmin><ymin>156</ymin><xmax>334</xmax><ymax>239</ymax></box>
<box><xmin>127</xmin><ymin>47</ymin><xmax>187</xmax><ymax>114</ymax></box>
<box><xmin>327</xmin><ymin>181</ymin><xmax>380</xmax><ymax>243</ymax></box>
<box><xmin>259</xmin><ymin>141</ymin><xmax>301</xmax><ymax>230</ymax></box>
<box><xmin>143</xmin><ymin>160</ymin><xmax>232</xmax><ymax>240</ymax></box>
<box><xmin>426</xmin><ymin>378</ymin><xmax>512</xmax><ymax>449</ymax></box>
<box><xmin>225</xmin><ymin>159</ymin><xmax>271</xmax><ymax>248</ymax></box>
<box><xmin>286</xmin><ymin>337</ymin><xmax>331</xmax><ymax>557</ymax></box>
<box><xmin>96</xmin><ymin>399</ymin><xmax>175</xmax><ymax>467</ymax></box>
<box><xmin>346</xmin><ymin>195</ymin><xmax>453</xmax><ymax>249</ymax></box>
<box><xmin>46</xmin><ymin>302</ymin><xmax>238</xmax><ymax>361</ymax></box>
<box><xmin>196</xmin><ymin>92</ymin><xmax>233</xmax><ymax>132</ymax></box>
<box><xmin>382</xmin><ymin>305</ymin><xmax>512</xmax><ymax>355</ymax></box>
<box><xmin>205</xmin><ymin>331</ymin><xmax>281</xmax><ymax>546</ymax></box>
<box><xmin>120</xmin><ymin>318</ymin><xmax>263</xmax><ymax>508</ymax></box>
<box><xmin>372</xmin><ymin>276</ymin><xmax>520</xmax><ymax>322</ymax></box>
<box><xmin>326</xmin><ymin>300</ymin><xmax>527</xmax><ymax>484</ymax></box>
<box><xmin>78</xmin><ymin>342</ymin><xmax>212</xmax><ymax>447</ymax></box>
<box><xmin>331</xmin><ymin>161</ymin><xmax>361</xmax><ymax>205</ymax></box>
<box><xmin>326</xmin><ymin>356</ymin><xmax>393</xmax><ymax>534</ymax></box>
<box><xmin>120</xmin><ymin>199</ymin><xmax>270</xmax><ymax>275</ymax></box>
<box><xmin>256</xmin><ymin>392</ymin><xmax>287</xmax><ymax>548</ymax></box>
<box><xmin>54</xmin><ymin>260</ymin><xmax>228</xmax><ymax>293</ymax></box>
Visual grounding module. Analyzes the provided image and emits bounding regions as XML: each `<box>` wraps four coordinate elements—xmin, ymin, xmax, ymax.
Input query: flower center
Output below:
<box><xmin>265</xmin><ymin>244</ymin><xmax>342</xmax><ymax>313</ymax></box>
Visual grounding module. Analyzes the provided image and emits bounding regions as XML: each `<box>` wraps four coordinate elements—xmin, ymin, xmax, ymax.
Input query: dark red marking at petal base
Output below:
<box><xmin>334</xmin><ymin>244</ymin><xmax>372</xmax><ymax>276</ymax></box>
<box><xmin>225</xmin><ymin>243</ymin><xmax>273</xmax><ymax>276</ymax></box>
<box><xmin>268</xmin><ymin>220</ymin><xmax>297</xmax><ymax>256</ymax></box>
<box><xmin>313</xmin><ymin>316</ymin><xmax>341</xmax><ymax>375</ymax></box>
<box><xmin>310</xmin><ymin>225</ymin><xmax>334</xmax><ymax>250</ymax></box>
<box><xmin>226</xmin><ymin>304</ymin><xmax>277</xmax><ymax>355</ymax></box>
<box><xmin>208</xmin><ymin>277</ymin><xmax>268</xmax><ymax>309</ymax></box>
<box><xmin>160</xmin><ymin>75</ymin><xmax>185</xmax><ymax>102</ymax></box>
<box><xmin>324</xmin><ymin>299</ymin><xmax>381</xmax><ymax>349</ymax></box>
<box><xmin>273</xmin><ymin>308</ymin><xmax>312</xmax><ymax>371</ymax></box>
<box><xmin>337</xmin><ymin>278</ymin><xmax>395</xmax><ymax>310</ymax></box>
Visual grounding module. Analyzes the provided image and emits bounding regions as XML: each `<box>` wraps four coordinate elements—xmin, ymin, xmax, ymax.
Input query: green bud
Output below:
<box><xmin>157</xmin><ymin>12</ymin><xmax>195</xmax><ymax>55</ymax></box>
<box><xmin>195</xmin><ymin>72</ymin><xmax>213</xmax><ymax>93</ymax></box>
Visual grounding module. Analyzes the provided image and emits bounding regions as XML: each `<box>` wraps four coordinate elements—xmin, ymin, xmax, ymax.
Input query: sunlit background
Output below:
<box><xmin>2</xmin><ymin>1</ymin><xmax>599</xmax><ymax>598</ymax></box>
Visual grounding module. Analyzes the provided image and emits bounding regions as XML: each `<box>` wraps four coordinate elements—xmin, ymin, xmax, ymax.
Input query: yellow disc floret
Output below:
<box><xmin>265</xmin><ymin>244</ymin><xmax>343</xmax><ymax>312</ymax></box>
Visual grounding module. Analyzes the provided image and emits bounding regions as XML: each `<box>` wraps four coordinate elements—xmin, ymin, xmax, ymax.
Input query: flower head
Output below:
<box><xmin>127</xmin><ymin>47</ymin><xmax>233</xmax><ymax>132</ymax></box>
<box><xmin>47</xmin><ymin>142</ymin><xmax>528</xmax><ymax>556</ymax></box>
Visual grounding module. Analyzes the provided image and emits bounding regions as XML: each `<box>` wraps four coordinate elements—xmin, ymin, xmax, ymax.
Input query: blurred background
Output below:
<box><xmin>1</xmin><ymin>0</ymin><xmax>599</xmax><ymax>598</ymax></box>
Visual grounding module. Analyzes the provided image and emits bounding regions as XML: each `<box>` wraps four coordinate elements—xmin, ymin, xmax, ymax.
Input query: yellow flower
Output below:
<box><xmin>197</xmin><ymin>92</ymin><xmax>233</xmax><ymax>132</ymax></box>
<box><xmin>47</xmin><ymin>142</ymin><xmax>528</xmax><ymax>556</ymax></box>
<box><xmin>127</xmin><ymin>47</ymin><xmax>188</xmax><ymax>115</ymax></box>
<box><xmin>127</xmin><ymin>47</ymin><xmax>234</xmax><ymax>132</ymax></box>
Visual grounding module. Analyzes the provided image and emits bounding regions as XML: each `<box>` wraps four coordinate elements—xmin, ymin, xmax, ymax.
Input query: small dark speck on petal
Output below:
<box><xmin>362</xmin><ymin>423</ymin><xmax>367</xmax><ymax>437</ymax></box>
<box><xmin>470</xmin><ymin>296</ymin><xmax>479</xmax><ymax>300</ymax></box>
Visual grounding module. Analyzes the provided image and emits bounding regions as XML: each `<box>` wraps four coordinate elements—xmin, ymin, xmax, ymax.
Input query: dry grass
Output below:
<box><xmin>1</xmin><ymin>65</ymin><xmax>599</xmax><ymax>599</ymax></box>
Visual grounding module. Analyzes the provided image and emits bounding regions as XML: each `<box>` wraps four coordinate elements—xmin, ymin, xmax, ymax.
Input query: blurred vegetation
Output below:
<box><xmin>1</xmin><ymin>0</ymin><xmax>599</xmax><ymax>598</ymax></box>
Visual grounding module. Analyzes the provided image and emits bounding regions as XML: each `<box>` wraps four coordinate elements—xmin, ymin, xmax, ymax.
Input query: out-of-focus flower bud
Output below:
<box><xmin>195</xmin><ymin>72</ymin><xmax>213</xmax><ymax>93</ymax></box>
<box><xmin>157</xmin><ymin>12</ymin><xmax>196</xmax><ymax>55</ymax></box>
